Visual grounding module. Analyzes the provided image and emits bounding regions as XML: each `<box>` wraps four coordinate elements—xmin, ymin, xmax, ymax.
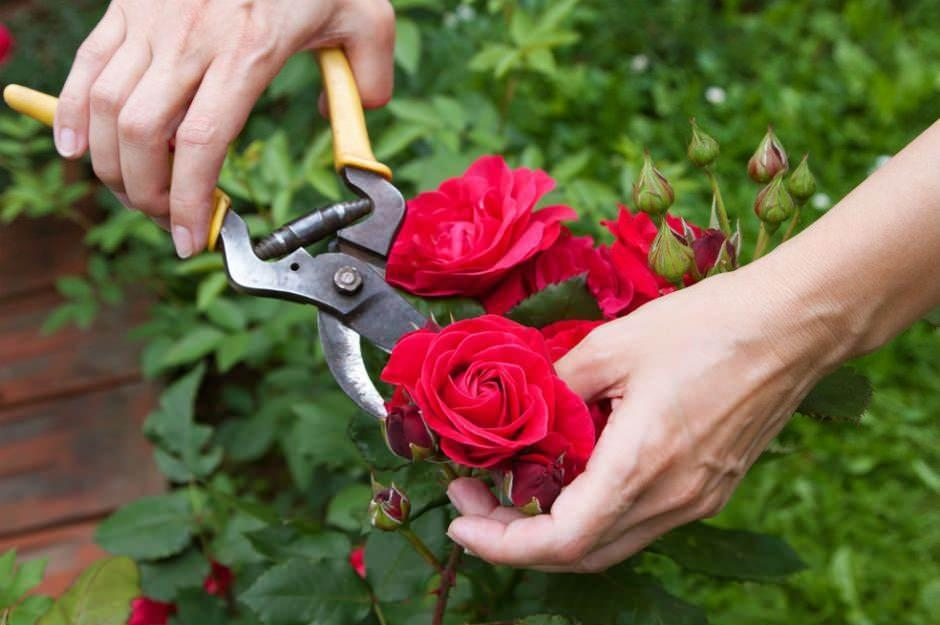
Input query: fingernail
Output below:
<box><xmin>172</xmin><ymin>225</ymin><xmax>193</xmax><ymax>259</ymax></box>
<box><xmin>56</xmin><ymin>127</ymin><xmax>78</xmax><ymax>158</ymax></box>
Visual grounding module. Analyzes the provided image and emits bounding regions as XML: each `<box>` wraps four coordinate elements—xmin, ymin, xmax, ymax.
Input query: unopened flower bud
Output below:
<box><xmin>786</xmin><ymin>154</ymin><xmax>816</xmax><ymax>203</ymax></box>
<box><xmin>747</xmin><ymin>126</ymin><xmax>789</xmax><ymax>184</ymax></box>
<box><xmin>384</xmin><ymin>396</ymin><xmax>435</xmax><ymax>462</ymax></box>
<box><xmin>632</xmin><ymin>152</ymin><xmax>675</xmax><ymax>217</ymax></box>
<box><xmin>754</xmin><ymin>173</ymin><xmax>797</xmax><ymax>228</ymax></box>
<box><xmin>691</xmin><ymin>229</ymin><xmax>736</xmax><ymax>277</ymax></box>
<box><xmin>687</xmin><ymin>119</ymin><xmax>720</xmax><ymax>168</ymax></box>
<box><xmin>369</xmin><ymin>485</ymin><xmax>410</xmax><ymax>531</ymax></box>
<box><xmin>505</xmin><ymin>459</ymin><xmax>563</xmax><ymax>515</ymax></box>
<box><xmin>648</xmin><ymin>221</ymin><xmax>693</xmax><ymax>284</ymax></box>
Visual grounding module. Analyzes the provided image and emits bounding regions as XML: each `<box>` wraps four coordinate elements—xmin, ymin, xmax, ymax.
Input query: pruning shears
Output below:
<box><xmin>4</xmin><ymin>48</ymin><xmax>428</xmax><ymax>420</ymax></box>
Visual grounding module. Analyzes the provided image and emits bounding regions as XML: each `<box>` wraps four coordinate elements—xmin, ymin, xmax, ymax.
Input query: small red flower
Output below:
<box><xmin>387</xmin><ymin>155</ymin><xmax>576</xmax><ymax>297</ymax></box>
<box><xmin>349</xmin><ymin>547</ymin><xmax>366</xmax><ymax>579</ymax></box>
<box><xmin>506</xmin><ymin>457</ymin><xmax>564</xmax><ymax>514</ymax></box>
<box><xmin>539</xmin><ymin>319</ymin><xmax>603</xmax><ymax>362</ymax></box>
<box><xmin>382</xmin><ymin>315</ymin><xmax>595</xmax><ymax>481</ymax></box>
<box><xmin>127</xmin><ymin>598</ymin><xmax>176</xmax><ymax>625</ymax></box>
<box><xmin>691</xmin><ymin>228</ymin><xmax>735</xmax><ymax>276</ymax></box>
<box><xmin>0</xmin><ymin>23</ymin><xmax>13</xmax><ymax>66</ymax></box>
<box><xmin>203</xmin><ymin>561</ymin><xmax>234</xmax><ymax>597</ymax></box>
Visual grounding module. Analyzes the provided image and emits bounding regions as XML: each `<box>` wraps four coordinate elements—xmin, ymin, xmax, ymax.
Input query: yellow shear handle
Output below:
<box><xmin>3</xmin><ymin>84</ymin><xmax>232</xmax><ymax>251</ymax></box>
<box><xmin>317</xmin><ymin>48</ymin><xmax>392</xmax><ymax>180</ymax></box>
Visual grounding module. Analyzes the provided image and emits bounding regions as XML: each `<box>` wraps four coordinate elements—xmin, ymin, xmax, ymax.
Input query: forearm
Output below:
<box><xmin>743</xmin><ymin>120</ymin><xmax>940</xmax><ymax>370</ymax></box>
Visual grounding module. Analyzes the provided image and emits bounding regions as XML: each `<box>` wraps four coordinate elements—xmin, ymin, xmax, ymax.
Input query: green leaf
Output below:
<box><xmin>139</xmin><ymin>548</ymin><xmax>209</xmax><ymax>602</ymax></box>
<box><xmin>325</xmin><ymin>484</ymin><xmax>372</xmax><ymax>533</ymax></box>
<box><xmin>56</xmin><ymin>276</ymin><xmax>93</xmax><ymax>300</ymax></box>
<box><xmin>517</xmin><ymin>617</ymin><xmax>574</xmax><ymax>625</ymax></box>
<box><xmin>144</xmin><ymin>364</ymin><xmax>222</xmax><ymax>482</ymax></box>
<box><xmin>394</xmin><ymin>18</ymin><xmax>421</xmax><ymax>75</ymax></box>
<box><xmin>798</xmin><ymin>366</ymin><xmax>873</xmax><ymax>422</ymax></box>
<box><xmin>160</xmin><ymin>326</ymin><xmax>225</xmax><ymax>368</ymax></box>
<box><xmin>37</xmin><ymin>557</ymin><xmax>140</xmax><ymax>625</ymax></box>
<box><xmin>196</xmin><ymin>272</ymin><xmax>229</xmax><ymax>311</ymax></box>
<box><xmin>0</xmin><ymin>554</ymin><xmax>46</xmax><ymax>609</ymax></box>
<box><xmin>924</xmin><ymin>306</ymin><xmax>940</xmax><ymax>326</ymax></box>
<box><xmin>506</xmin><ymin>274</ymin><xmax>603</xmax><ymax>328</ymax></box>
<box><xmin>205</xmin><ymin>298</ymin><xmax>247</xmax><ymax>332</ymax></box>
<box><xmin>10</xmin><ymin>595</ymin><xmax>54</xmax><ymax>625</ymax></box>
<box><xmin>348</xmin><ymin>411</ymin><xmax>406</xmax><ymax>472</ymax></box>
<box><xmin>650</xmin><ymin>522</ymin><xmax>806</xmax><ymax>582</ymax></box>
<box><xmin>241</xmin><ymin>559</ymin><xmax>371</xmax><ymax>625</ymax></box>
<box><xmin>522</xmin><ymin>564</ymin><xmax>707</xmax><ymax>625</ymax></box>
<box><xmin>173</xmin><ymin>589</ymin><xmax>228</xmax><ymax>625</ymax></box>
<box><xmin>365</xmin><ymin>509</ymin><xmax>447</xmax><ymax>602</ymax></box>
<box><xmin>95</xmin><ymin>493</ymin><xmax>194</xmax><ymax>560</ymax></box>
<box><xmin>217</xmin><ymin>414</ymin><xmax>277</xmax><ymax>463</ymax></box>
<box><xmin>216</xmin><ymin>332</ymin><xmax>252</xmax><ymax>373</ymax></box>
<box><xmin>246</xmin><ymin>526</ymin><xmax>350</xmax><ymax>563</ymax></box>
<box><xmin>281</xmin><ymin>398</ymin><xmax>363</xmax><ymax>486</ymax></box>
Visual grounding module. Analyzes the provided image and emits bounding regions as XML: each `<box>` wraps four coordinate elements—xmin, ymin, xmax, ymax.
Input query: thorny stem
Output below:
<box><xmin>705</xmin><ymin>167</ymin><xmax>732</xmax><ymax>235</ymax></box>
<box><xmin>400</xmin><ymin>527</ymin><xmax>443</xmax><ymax>571</ymax></box>
<box><xmin>753</xmin><ymin>223</ymin><xmax>772</xmax><ymax>259</ymax></box>
<box><xmin>781</xmin><ymin>205</ymin><xmax>802</xmax><ymax>242</ymax></box>
<box><xmin>432</xmin><ymin>544</ymin><xmax>463</xmax><ymax>625</ymax></box>
<box><xmin>441</xmin><ymin>463</ymin><xmax>459</xmax><ymax>483</ymax></box>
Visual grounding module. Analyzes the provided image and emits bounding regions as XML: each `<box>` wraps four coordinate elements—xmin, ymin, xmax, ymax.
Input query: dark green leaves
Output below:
<box><xmin>650</xmin><ymin>522</ymin><xmax>805</xmax><ymax>582</ymax></box>
<box><xmin>139</xmin><ymin>548</ymin><xmax>209</xmax><ymax>602</ymax></box>
<box><xmin>95</xmin><ymin>492</ymin><xmax>195</xmax><ymax>560</ymax></box>
<box><xmin>37</xmin><ymin>557</ymin><xmax>140</xmax><ymax>625</ymax></box>
<box><xmin>0</xmin><ymin>551</ymin><xmax>46</xmax><ymax>610</ymax></box>
<box><xmin>365</xmin><ymin>509</ymin><xmax>448</xmax><ymax>602</ymax></box>
<box><xmin>798</xmin><ymin>366</ymin><xmax>873</xmax><ymax>422</ymax></box>
<box><xmin>246</xmin><ymin>526</ymin><xmax>350</xmax><ymax>563</ymax></box>
<box><xmin>241</xmin><ymin>559</ymin><xmax>371</xmax><ymax>625</ymax></box>
<box><xmin>144</xmin><ymin>364</ymin><xmax>221</xmax><ymax>482</ymax></box>
<box><xmin>506</xmin><ymin>275</ymin><xmax>603</xmax><ymax>328</ymax></box>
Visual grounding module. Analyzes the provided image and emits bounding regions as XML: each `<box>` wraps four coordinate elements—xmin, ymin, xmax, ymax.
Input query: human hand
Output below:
<box><xmin>445</xmin><ymin>264</ymin><xmax>845</xmax><ymax>572</ymax></box>
<box><xmin>54</xmin><ymin>0</ymin><xmax>395</xmax><ymax>257</ymax></box>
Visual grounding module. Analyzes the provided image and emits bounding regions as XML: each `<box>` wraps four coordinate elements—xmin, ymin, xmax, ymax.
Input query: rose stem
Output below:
<box><xmin>752</xmin><ymin>223</ymin><xmax>772</xmax><ymax>259</ymax></box>
<box><xmin>706</xmin><ymin>167</ymin><xmax>732</xmax><ymax>235</ymax></box>
<box><xmin>432</xmin><ymin>544</ymin><xmax>463</xmax><ymax>625</ymax></box>
<box><xmin>400</xmin><ymin>527</ymin><xmax>444</xmax><ymax>571</ymax></box>
<box><xmin>780</xmin><ymin>203</ymin><xmax>804</xmax><ymax>243</ymax></box>
<box><xmin>372</xmin><ymin>598</ymin><xmax>389</xmax><ymax>625</ymax></box>
<box><xmin>441</xmin><ymin>463</ymin><xmax>459</xmax><ymax>483</ymax></box>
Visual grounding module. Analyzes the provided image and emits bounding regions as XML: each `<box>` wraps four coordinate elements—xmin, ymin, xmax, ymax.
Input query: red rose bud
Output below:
<box><xmin>747</xmin><ymin>126</ymin><xmax>789</xmax><ymax>184</ymax></box>
<box><xmin>687</xmin><ymin>118</ymin><xmax>720</xmax><ymax>168</ymax></box>
<box><xmin>384</xmin><ymin>395</ymin><xmax>435</xmax><ymax>461</ymax></box>
<box><xmin>754</xmin><ymin>172</ymin><xmax>797</xmax><ymax>228</ymax></box>
<box><xmin>786</xmin><ymin>154</ymin><xmax>816</xmax><ymax>204</ymax></box>
<box><xmin>369</xmin><ymin>485</ymin><xmax>411</xmax><ymax>531</ymax></box>
<box><xmin>349</xmin><ymin>546</ymin><xmax>366</xmax><ymax>579</ymax></box>
<box><xmin>648</xmin><ymin>221</ymin><xmax>693</xmax><ymax>284</ymax></box>
<box><xmin>128</xmin><ymin>598</ymin><xmax>176</xmax><ymax>625</ymax></box>
<box><xmin>203</xmin><ymin>561</ymin><xmax>235</xmax><ymax>597</ymax></box>
<box><xmin>632</xmin><ymin>151</ymin><xmax>675</xmax><ymax>217</ymax></box>
<box><xmin>692</xmin><ymin>229</ymin><xmax>736</xmax><ymax>276</ymax></box>
<box><xmin>505</xmin><ymin>459</ymin><xmax>564</xmax><ymax>515</ymax></box>
<box><xmin>0</xmin><ymin>23</ymin><xmax>13</xmax><ymax>66</ymax></box>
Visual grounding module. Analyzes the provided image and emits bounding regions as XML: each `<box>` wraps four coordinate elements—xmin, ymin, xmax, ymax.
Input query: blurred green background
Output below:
<box><xmin>1</xmin><ymin>1</ymin><xmax>937</xmax><ymax>623</ymax></box>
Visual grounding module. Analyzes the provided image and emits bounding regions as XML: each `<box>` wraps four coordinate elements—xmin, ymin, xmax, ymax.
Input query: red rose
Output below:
<box><xmin>482</xmin><ymin>229</ymin><xmax>634</xmax><ymax>319</ymax></box>
<box><xmin>384</xmin><ymin>387</ymin><xmax>435</xmax><ymax>460</ymax></box>
<box><xmin>603</xmin><ymin>206</ymin><xmax>703</xmax><ymax>310</ymax></box>
<box><xmin>505</xmin><ymin>457</ymin><xmax>564</xmax><ymax>514</ymax></box>
<box><xmin>0</xmin><ymin>24</ymin><xmax>13</xmax><ymax>66</ymax></box>
<box><xmin>203</xmin><ymin>561</ymin><xmax>234</xmax><ymax>597</ymax></box>
<box><xmin>128</xmin><ymin>598</ymin><xmax>175</xmax><ymax>625</ymax></box>
<box><xmin>349</xmin><ymin>546</ymin><xmax>366</xmax><ymax>579</ymax></box>
<box><xmin>691</xmin><ymin>228</ymin><xmax>735</xmax><ymax>276</ymax></box>
<box><xmin>540</xmin><ymin>320</ymin><xmax>611</xmax><ymax>437</ymax></box>
<box><xmin>387</xmin><ymin>156</ymin><xmax>576</xmax><ymax>297</ymax></box>
<box><xmin>381</xmin><ymin>315</ymin><xmax>594</xmax><ymax>480</ymax></box>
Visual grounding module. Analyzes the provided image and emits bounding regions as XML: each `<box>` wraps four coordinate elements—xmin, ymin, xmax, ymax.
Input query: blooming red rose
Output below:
<box><xmin>0</xmin><ymin>24</ymin><xmax>13</xmax><ymax>66</ymax></box>
<box><xmin>603</xmin><ymin>206</ymin><xmax>704</xmax><ymax>310</ymax></box>
<box><xmin>482</xmin><ymin>229</ymin><xmax>633</xmax><ymax>319</ymax></box>
<box><xmin>203</xmin><ymin>561</ymin><xmax>234</xmax><ymax>597</ymax></box>
<box><xmin>387</xmin><ymin>156</ymin><xmax>576</xmax><ymax>297</ymax></box>
<box><xmin>349</xmin><ymin>546</ymin><xmax>366</xmax><ymax>579</ymax></box>
<box><xmin>381</xmin><ymin>315</ymin><xmax>594</xmax><ymax>480</ymax></box>
<box><xmin>128</xmin><ymin>598</ymin><xmax>175</xmax><ymax>625</ymax></box>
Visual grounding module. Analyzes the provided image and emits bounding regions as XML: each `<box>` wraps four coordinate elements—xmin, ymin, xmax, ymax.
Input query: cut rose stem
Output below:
<box><xmin>432</xmin><ymin>544</ymin><xmax>463</xmax><ymax>625</ymax></box>
<box><xmin>400</xmin><ymin>527</ymin><xmax>443</xmax><ymax>571</ymax></box>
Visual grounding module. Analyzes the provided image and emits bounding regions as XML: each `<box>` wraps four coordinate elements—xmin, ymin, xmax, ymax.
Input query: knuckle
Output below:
<box><xmin>57</xmin><ymin>92</ymin><xmax>86</xmax><ymax>116</ymax></box>
<box><xmin>118</xmin><ymin>109</ymin><xmax>160</xmax><ymax>144</ymax></box>
<box><xmin>92</xmin><ymin>161</ymin><xmax>121</xmax><ymax>188</ymax></box>
<box><xmin>697</xmin><ymin>492</ymin><xmax>728</xmax><ymax>519</ymax></box>
<box><xmin>76</xmin><ymin>37</ymin><xmax>109</xmax><ymax>65</ymax></box>
<box><xmin>89</xmin><ymin>82</ymin><xmax>124</xmax><ymax>116</ymax></box>
<box><xmin>170</xmin><ymin>193</ymin><xmax>209</xmax><ymax>220</ymax></box>
<box><xmin>554</xmin><ymin>535</ymin><xmax>591</xmax><ymax>565</ymax></box>
<box><xmin>176</xmin><ymin>117</ymin><xmax>222</xmax><ymax>148</ymax></box>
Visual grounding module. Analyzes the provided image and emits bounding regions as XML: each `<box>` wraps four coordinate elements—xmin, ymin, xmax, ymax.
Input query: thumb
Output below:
<box><xmin>553</xmin><ymin>321</ymin><xmax>628</xmax><ymax>402</ymax></box>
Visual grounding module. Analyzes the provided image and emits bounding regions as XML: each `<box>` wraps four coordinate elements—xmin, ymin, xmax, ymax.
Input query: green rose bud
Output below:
<box><xmin>687</xmin><ymin>118</ymin><xmax>720</xmax><ymax>168</ymax></box>
<box><xmin>786</xmin><ymin>154</ymin><xmax>816</xmax><ymax>203</ymax></box>
<box><xmin>747</xmin><ymin>126</ymin><xmax>789</xmax><ymax>184</ymax></box>
<box><xmin>632</xmin><ymin>151</ymin><xmax>675</xmax><ymax>217</ymax></box>
<box><xmin>754</xmin><ymin>172</ymin><xmax>797</xmax><ymax>227</ymax></box>
<box><xmin>368</xmin><ymin>484</ymin><xmax>411</xmax><ymax>531</ymax></box>
<box><xmin>648</xmin><ymin>221</ymin><xmax>693</xmax><ymax>285</ymax></box>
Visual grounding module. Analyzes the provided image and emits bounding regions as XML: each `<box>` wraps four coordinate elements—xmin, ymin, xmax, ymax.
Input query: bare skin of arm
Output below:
<box><xmin>445</xmin><ymin>120</ymin><xmax>940</xmax><ymax>572</ymax></box>
<box><xmin>54</xmin><ymin>0</ymin><xmax>395</xmax><ymax>258</ymax></box>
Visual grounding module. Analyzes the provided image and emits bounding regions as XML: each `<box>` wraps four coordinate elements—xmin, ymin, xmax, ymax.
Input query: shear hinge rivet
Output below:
<box><xmin>334</xmin><ymin>266</ymin><xmax>363</xmax><ymax>294</ymax></box>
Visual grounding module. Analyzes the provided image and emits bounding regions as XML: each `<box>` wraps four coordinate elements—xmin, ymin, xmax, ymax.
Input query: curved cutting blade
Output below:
<box><xmin>318</xmin><ymin>310</ymin><xmax>387</xmax><ymax>420</ymax></box>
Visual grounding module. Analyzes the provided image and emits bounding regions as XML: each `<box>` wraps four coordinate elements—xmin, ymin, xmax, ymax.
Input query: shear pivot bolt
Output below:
<box><xmin>334</xmin><ymin>266</ymin><xmax>363</xmax><ymax>294</ymax></box>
